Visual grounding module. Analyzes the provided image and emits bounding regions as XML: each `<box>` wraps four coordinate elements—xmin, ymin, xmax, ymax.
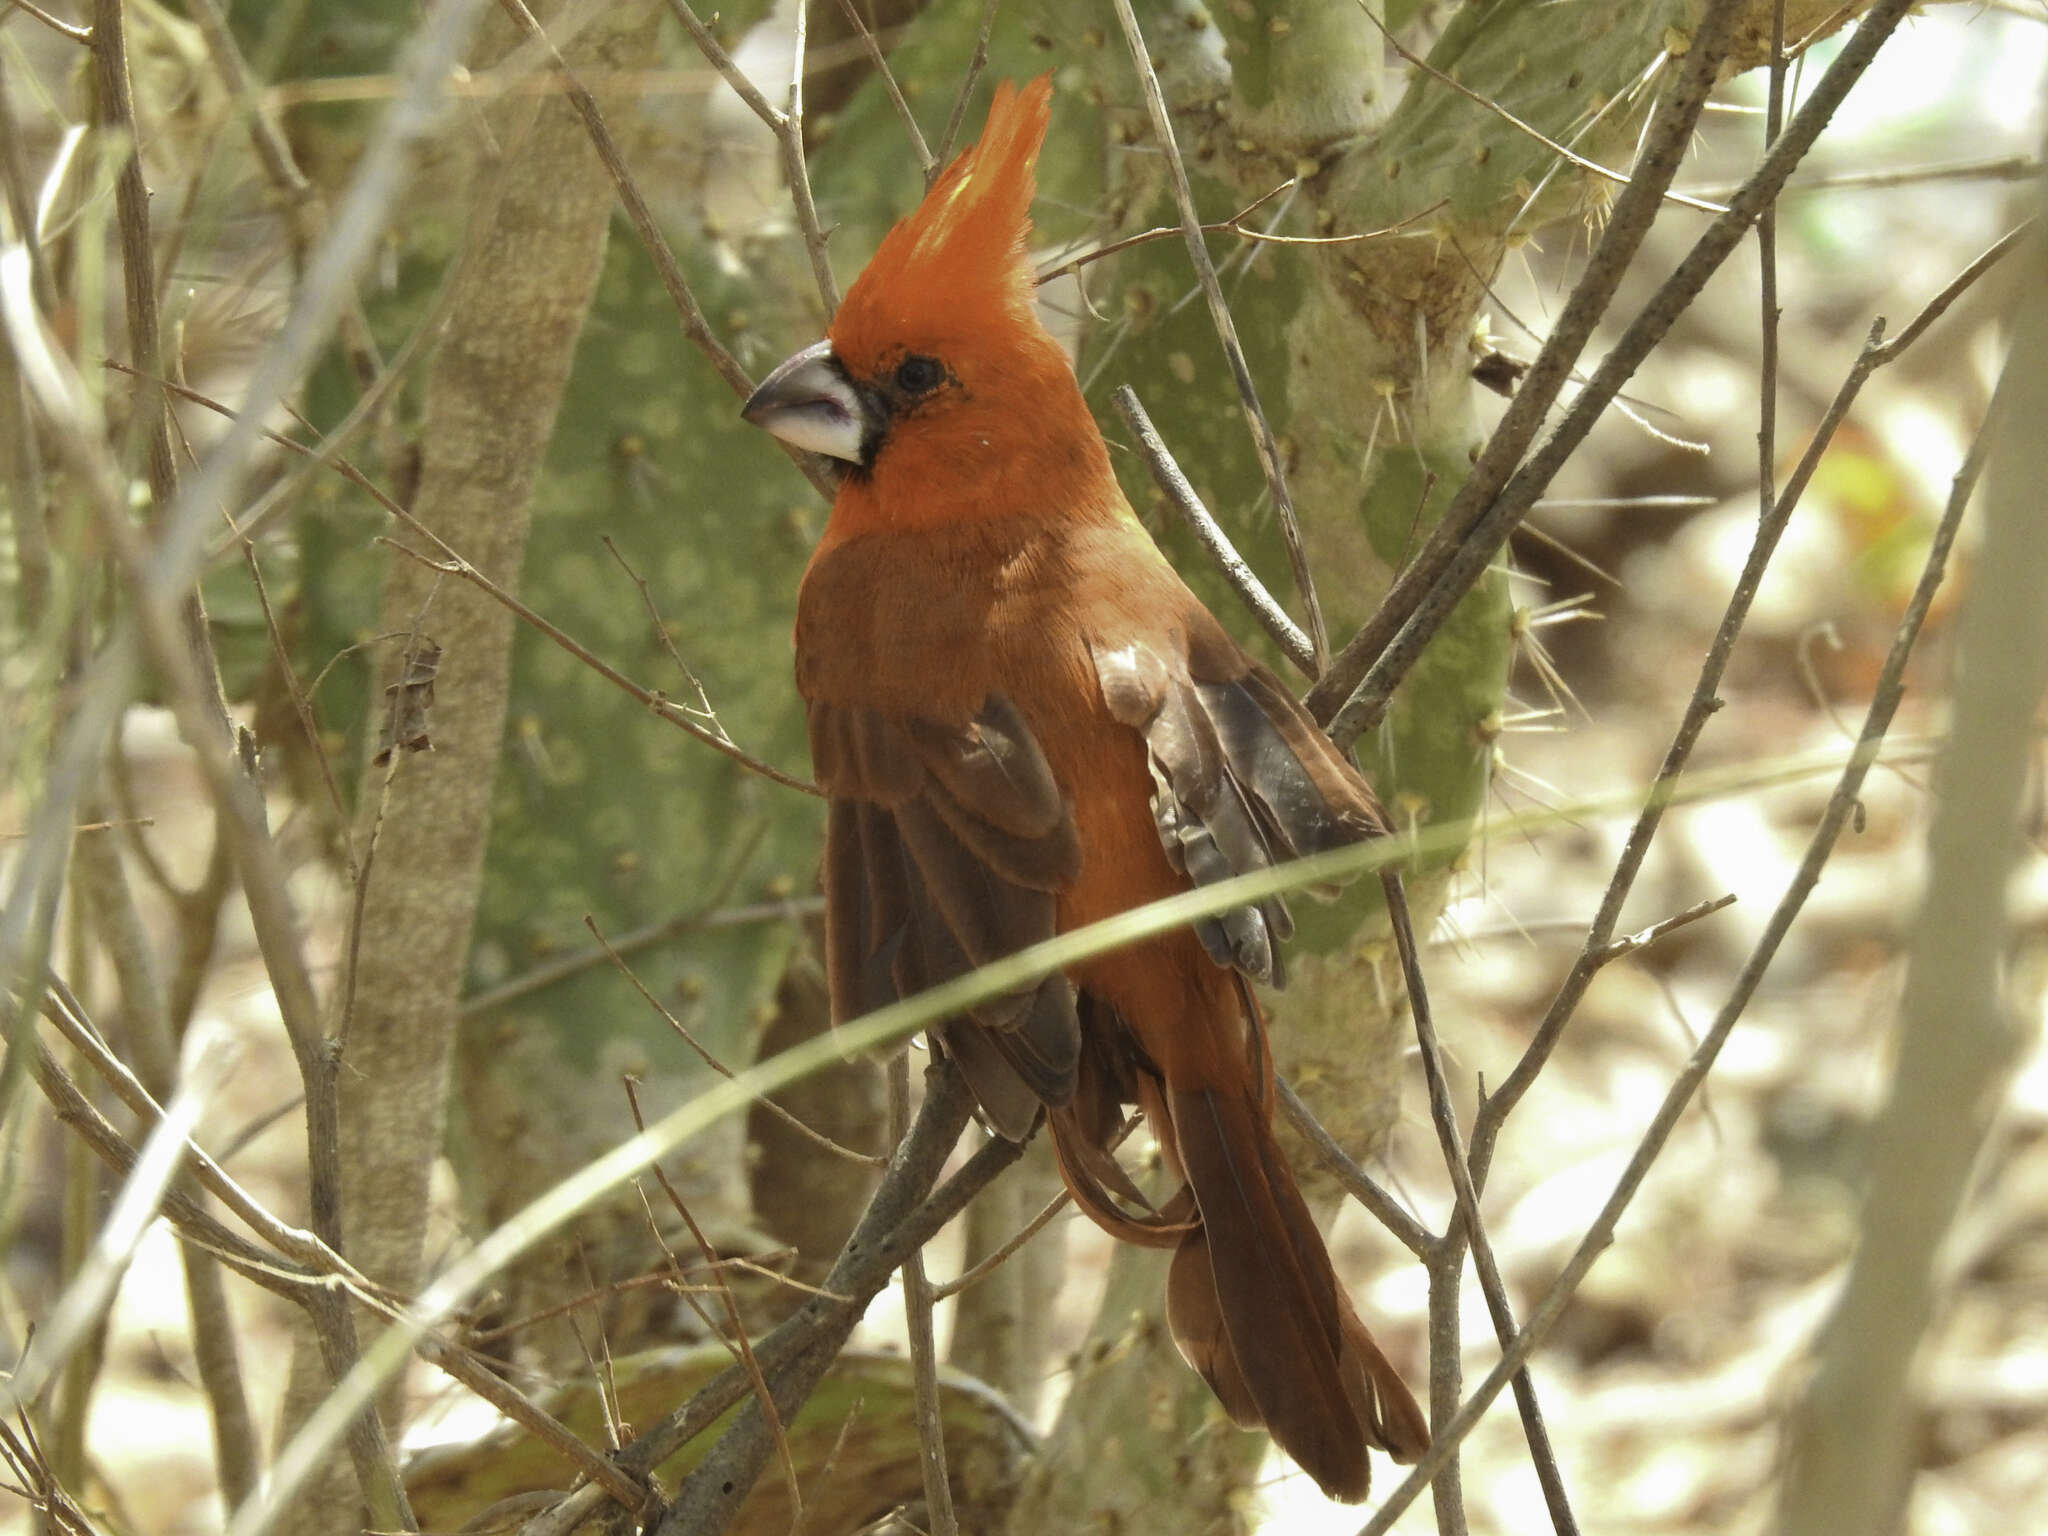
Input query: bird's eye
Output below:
<box><xmin>893</xmin><ymin>354</ymin><xmax>946</xmax><ymax>396</ymax></box>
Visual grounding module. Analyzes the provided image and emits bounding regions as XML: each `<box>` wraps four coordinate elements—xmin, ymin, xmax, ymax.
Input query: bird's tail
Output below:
<box><xmin>1163</xmin><ymin>1080</ymin><xmax>1429</xmax><ymax>1503</ymax></box>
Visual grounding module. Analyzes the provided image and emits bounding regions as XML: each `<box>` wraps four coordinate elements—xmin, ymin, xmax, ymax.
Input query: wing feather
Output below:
<box><xmin>810</xmin><ymin>695</ymin><xmax>1082</xmax><ymax>1138</ymax></box>
<box><xmin>1092</xmin><ymin>632</ymin><xmax>1387</xmax><ymax>989</ymax></box>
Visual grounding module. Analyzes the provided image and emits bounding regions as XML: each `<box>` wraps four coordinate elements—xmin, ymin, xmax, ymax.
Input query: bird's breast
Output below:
<box><xmin>796</xmin><ymin>514</ymin><xmax>1215</xmax><ymax>991</ymax></box>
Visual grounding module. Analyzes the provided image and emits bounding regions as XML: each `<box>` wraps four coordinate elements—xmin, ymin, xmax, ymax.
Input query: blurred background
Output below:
<box><xmin>1</xmin><ymin>1</ymin><xmax>2043</xmax><ymax>1533</ymax></box>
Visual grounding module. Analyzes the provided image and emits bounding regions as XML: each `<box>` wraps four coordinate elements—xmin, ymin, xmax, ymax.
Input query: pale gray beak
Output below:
<box><xmin>741</xmin><ymin>340</ymin><xmax>872</xmax><ymax>464</ymax></box>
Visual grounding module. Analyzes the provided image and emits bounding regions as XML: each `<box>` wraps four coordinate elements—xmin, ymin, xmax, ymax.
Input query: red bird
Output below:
<box><xmin>743</xmin><ymin>77</ymin><xmax>1427</xmax><ymax>1501</ymax></box>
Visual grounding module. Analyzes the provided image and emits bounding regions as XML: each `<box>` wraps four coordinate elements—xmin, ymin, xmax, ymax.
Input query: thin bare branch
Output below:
<box><xmin>111</xmin><ymin>364</ymin><xmax>823</xmax><ymax>796</ymax></box>
<box><xmin>241</xmin><ymin>537</ymin><xmax>355</xmax><ymax>878</ymax></box>
<box><xmin>783</xmin><ymin>0</ymin><xmax>839</xmax><ymax>314</ymax></box>
<box><xmin>1275</xmin><ymin>1080</ymin><xmax>1430</xmax><ymax>1259</ymax></box>
<box><xmin>418</xmin><ymin>1334</ymin><xmax>653</xmax><ymax>1513</ymax></box>
<box><xmin>381</xmin><ymin>536</ymin><xmax>819</xmax><ymax>794</ymax></box>
<box><xmin>500</xmin><ymin>0</ymin><xmax>836</xmax><ymax>494</ymax></box>
<box><xmin>625</xmin><ymin>1081</ymin><xmax>803</xmax><ymax>1521</ymax></box>
<box><xmin>651</xmin><ymin>1063</ymin><xmax>986</xmax><ymax>1535</ymax></box>
<box><xmin>934</xmin><ymin>1187</ymin><xmax>1071</xmax><ymax>1301</ymax></box>
<box><xmin>589</xmin><ymin>916</ymin><xmax>886</xmax><ymax>1168</ymax></box>
<box><xmin>890</xmin><ymin>1057</ymin><xmax>961</xmax><ymax>1536</ymax></box>
<box><xmin>1033</xmin><ymin>188</ymin><xmax>1445</xmax><ymax>285</ymax></box>
<box><xmin>1113</xmin><ymin>386</ymin><xmax>1315</xmax><ymax>676</ymax></box>
<box><xmin>832</xmin><ymin>0</ymin><xmax>933</xmax><ymax>174</ymax></box>
<box><xmin>1354</xmin><ymin>0</ymin><xmax>1727</xmax><ymax>215</ymax></box>
<box><xmin>1682</xmin><ymin>152</ymin><xmax>2040</xmax><ymax>200</ymax></box>
<box><xmin>1471</xmin><ymin>215</ymin><xmax>2026</xmax><ymax>1186</ymax></box>
<box><xmin>1874</xmin><ymin>220</ymin><xmax>2031</xmax><ymax>361</ymax></box>
<box><xmin>664</xmin><ymin>0</ymin><xmax>839</xmax><ymax>313</ymax></box>
<box><xmin>1594</xmin><ymin>892</ymin><xmax>1738</xmax><ymax>965</ymax></box>
<box><xmin>1109</xmin><ymin>0</ymin><xmax>1330</xmax><ymax>668</ymax></box>
<box><xmin>932</xmin><ymin>0</ymin><xmax>1003</xmax><ymax>175</ymax></box>
<box><xmin>458</xmin><ymin>895</ymin><xmax>821</xmax><ymax>1017</ymax></box>
<box><xmin>73</xmin><ymin>815</ymin><xmax>262</xmax><ymax>1504</ymax></box>
<box><xmin>1359</xmin><ymin>335</ymin><xmax>1996</xmax><ymax>1536</ymax></box>
<box><xmin>1756</xmin><ymin>0</ymin><xmax>1789</xmax><ymax>768</ymax></box>
<box><xmin>516</xmin><ymin>1116</ymin><xmax>1025</xmax><ymax>1536</ymax></box>
<box><xmin>36</xmin><ymin>978</ymin><xmax>382</xmax><ymax>1297</ymax></box>
<box><xmin>27</xmin><ymin>1036</ymin><xmax>316</xmax><ymax>1300</ymax></box>
<box><xmin>2</xmin><ymin>1020</ymin><xmax>231</xmax><ymax>1415</ymax></box>
<box><xmin>5</xmin><ymin>0</ymin><xmax>89</xmax><ymax>44</ymax></box>
<box><xmin>1386</xmin><ymin>873</ymin><xmax>1577</xmax><ymax>1536</ymax></box>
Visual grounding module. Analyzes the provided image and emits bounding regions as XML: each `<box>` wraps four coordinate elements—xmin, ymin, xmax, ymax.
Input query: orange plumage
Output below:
<box><xmin>744</xmin><ymin>77</ymin><xmax>1427</xmax><ymax>1502</ymax></box>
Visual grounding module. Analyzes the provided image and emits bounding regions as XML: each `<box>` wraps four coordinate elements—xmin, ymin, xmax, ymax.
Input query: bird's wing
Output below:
<box><xmin>1091</xmin><ymin>621</ymin><xmax>1386</xmax><ymax>990</ymax></box>
<box><xmin>807</xmin><ymin>693</ymin><xmax>1083</xmax><ymax>1139</ymax></box>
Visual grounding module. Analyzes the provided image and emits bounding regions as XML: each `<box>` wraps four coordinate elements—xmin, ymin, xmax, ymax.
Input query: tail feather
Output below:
<box><xmin>1339</xmin><ymin>1289</ymin><xmax>1432</xmax><ymax>1463</ymax></box>
<box><xmin>1164</xmin><ymin>1225</ymin><xmax>1261</xmax><ymax>1430</ymax></box>
<box><xmin>1166</xmin><ymin>1082</ymin><xmax>1424</xmax><ymax>1503</ymax></box>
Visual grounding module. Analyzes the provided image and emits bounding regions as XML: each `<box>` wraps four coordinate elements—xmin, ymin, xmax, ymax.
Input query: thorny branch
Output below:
<box><xmin>1311</xmin><ymin>0</ymin><xmax>1917</xmax><ymax>745</ymax></box>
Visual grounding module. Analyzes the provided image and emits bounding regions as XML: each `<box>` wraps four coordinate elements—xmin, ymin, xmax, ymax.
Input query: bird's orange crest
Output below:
<box><xmin>830</xmin><ymin>76</ymin><xmax>1052</xmax><ymax>365</ymax></box>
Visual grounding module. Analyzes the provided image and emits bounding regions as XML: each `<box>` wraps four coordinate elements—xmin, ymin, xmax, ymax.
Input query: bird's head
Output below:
<box><xmin>742</xmin><ymin>77</ymin><xmax>1110</xmax><ymax>532</ymax></box>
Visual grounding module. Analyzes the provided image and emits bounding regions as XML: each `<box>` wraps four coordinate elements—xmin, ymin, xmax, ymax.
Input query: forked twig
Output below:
<box><xmin>664</xmin><ymin>0</ymin><xmax>839</xmax><ymax>313</ymax></box>
<box><xmin>1384</xmin><ymin>872</ymin><xmax>1578</xmax><ymax>1536</ymax></box>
